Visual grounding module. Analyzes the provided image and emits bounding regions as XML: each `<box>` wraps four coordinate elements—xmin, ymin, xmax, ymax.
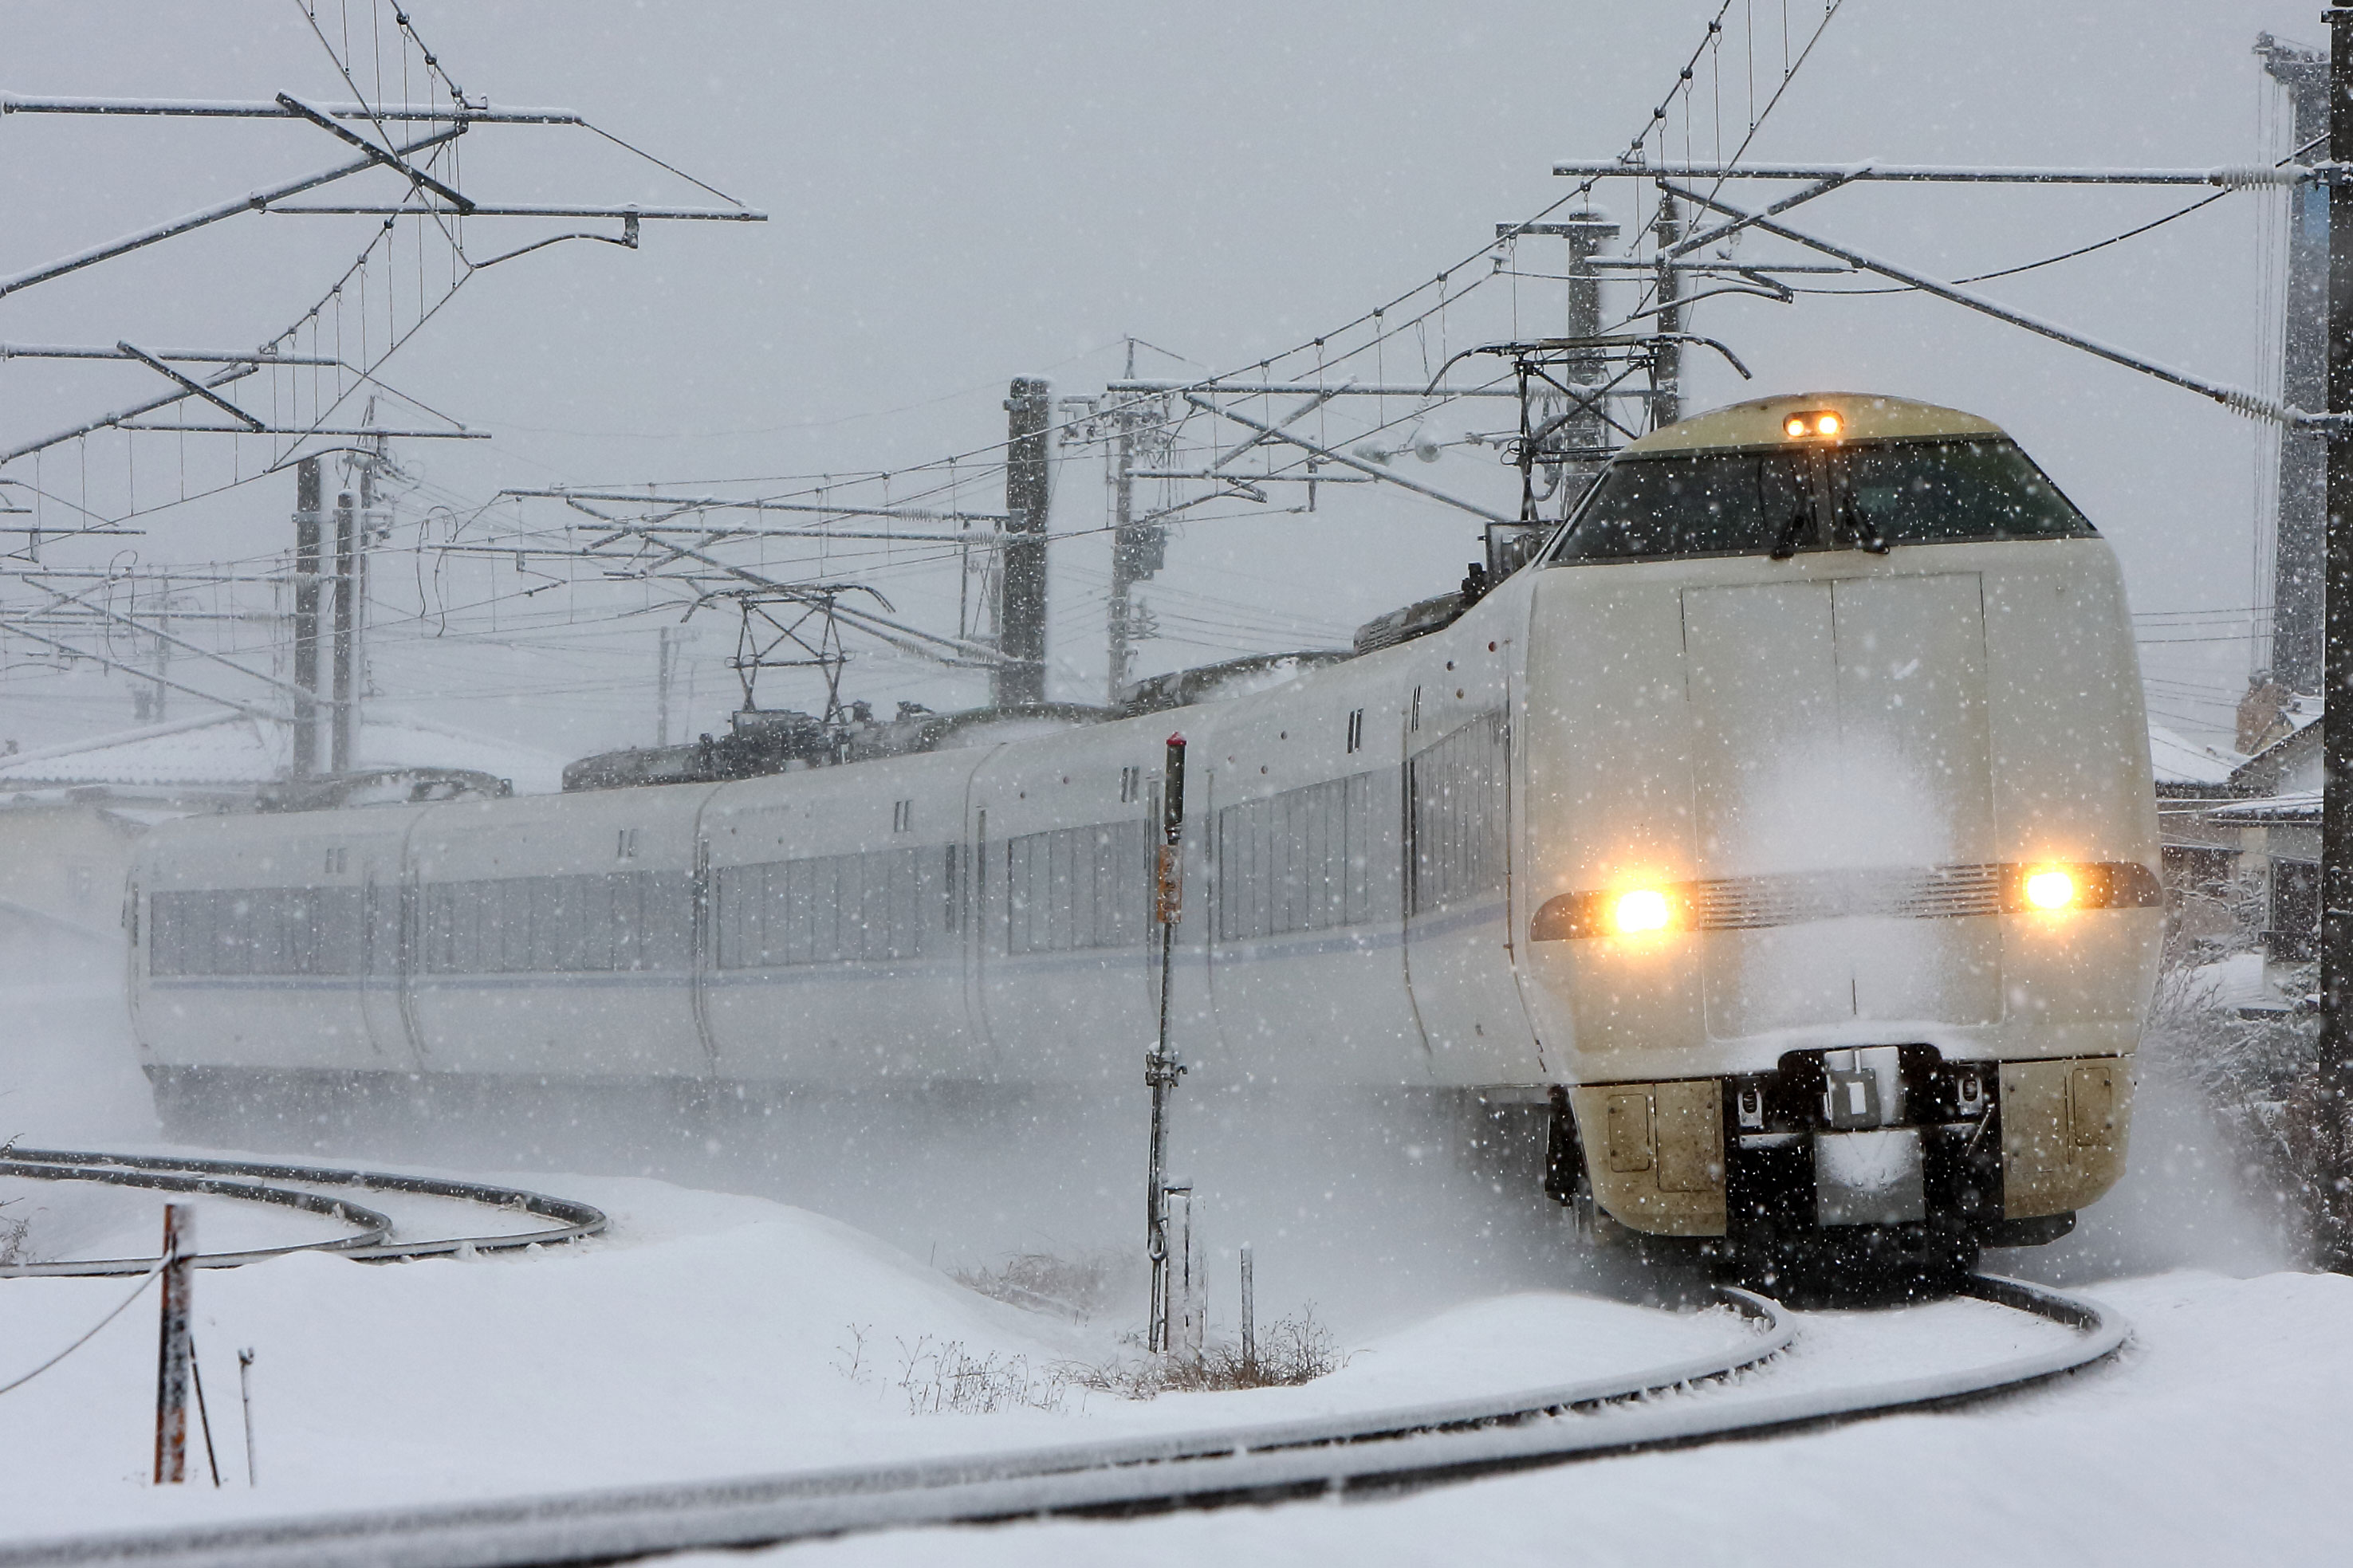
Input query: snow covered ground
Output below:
<box><xmin>0</xmin><ymin>1168</ymin><xmax>1749</xmax><ymax>1535</ymax></box>
<box><xmin>0</xmin><ymin>1157</ymin><xmax>2346</xmax><ymax>1564</ymax></box>
<box><xmin>2</xmin><ymin>973</ymin><xmax>2345</xmax><ymax>1563</ymax></box>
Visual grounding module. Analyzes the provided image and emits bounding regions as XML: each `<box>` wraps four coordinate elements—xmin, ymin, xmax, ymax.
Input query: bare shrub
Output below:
<box><xmin>0</xmin><ymin>1208</ymin><xmax>29</xmax><ymax>1267</ymax></box>
<box><xmin>2144</xmin><ymin>938</ymin><xmax>2319</xmax><ymax>1250</ymax></box>
<box><xmin>949</xmin><ymin>1249</ymin><xmax>1124</xmax><ymax>1322</ymax></box>
<box><xmin>891</xmin><ymin>1334</ymin><xmax>1072</xmax><ymax>1416</ymax></box>
<box><xmin>1066</xmin><ymin>1307</ymin><xmax>1348</xmax><ymax>1398</ymax></box>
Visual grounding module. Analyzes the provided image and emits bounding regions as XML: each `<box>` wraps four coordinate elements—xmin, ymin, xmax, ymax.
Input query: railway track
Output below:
<box><xmin>0</xmin><ymin>1253</ymin><xmax>2125</xmax><ymax>1568</ymax></box>
<box><xmin>0</xmin><ymin>1148</ymin><xmax>606</xmax><ymax>1276</ymax></box>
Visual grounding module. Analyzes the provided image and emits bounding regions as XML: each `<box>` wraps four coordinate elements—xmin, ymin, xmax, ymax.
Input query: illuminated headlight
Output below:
<box><xmin>1530</xmin><ymin>884</ymin><xmax>1687</xmax><ymax>941</ymax></box>
<box><xmin>2023</xmin><ymin>869</ymin><xmax>2077</xmax><ymax>910</ymax></box>
<box><xmin>2000</xmin><ymin>862</ymin><xmax>2162</xmax><ymax>915</ymax></box>
<box><xmin>1613</xmin><ymin>888</ymin><xmax>1672</xmax><ymax>933</ymax></box>
<box><xmin>1783</xmin><ymin>409</ymin><xmax>1843</xmax><ymax>439</ymax></box>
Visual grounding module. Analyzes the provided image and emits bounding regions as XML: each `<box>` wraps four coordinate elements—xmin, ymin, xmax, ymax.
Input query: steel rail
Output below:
<box><xmin>0</xmin><ymin>1160</ymin><xmax>393</xmax><ymax>1275</ymax></box>
<box><xmin>0</xmin><ymin>1149</ymin><xmax>605</xmax><ymax>1275</ymax></box>
<box><xmin>0</xmin><ymin>1276</ymin><xmax>2125</xmax><ymax>1567</ymax></box>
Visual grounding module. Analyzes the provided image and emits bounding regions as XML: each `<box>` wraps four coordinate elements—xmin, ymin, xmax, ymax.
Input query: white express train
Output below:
<box><xmin>128</xmin><ymin>392</ymin><xmax>2158</xmax><ymax>1272</ymax></box>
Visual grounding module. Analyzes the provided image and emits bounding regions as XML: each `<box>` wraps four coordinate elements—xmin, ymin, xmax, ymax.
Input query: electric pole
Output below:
<box><xmin>658</xmin><ymin>623</ymin><xmax>683</xmax><ymax>745</ymax></box>
<box><xmin>995</xmin><ymin>377</ymin><xmax>1051</xmax><ymax>708</ymax></box>
<box><xmin>331</xmin><ymin>485</ymin><xmax>357</xmax><ymax>772</ymax></box>
<box><xmin>1104</xmin><ymin>346</ymin><xmax>1166</xmax><ymax>705</ymax></box>
<box><xmin>1650</xmin><ymin>189</ymin><xmax>1685</xmax><ymax>428</ymax></box>
<box><xmin>2261</xmin><ymin>33</ymin><xmax>2330</xmax><ymax>695</ymax></box>
<box><xmin>292</xmin><ymin>458</ymin><xmax>323</xmax><ymax>777</ymax></box>
<box><xmin>1106</xmin><ymin>365</ymin><xmax>1139</xmax><ymax>706</ymax></box>
<box><xmin>2317</xmin><ymin>5</ymin><xmax>2353</xmax><ymax>1269</ymax></box>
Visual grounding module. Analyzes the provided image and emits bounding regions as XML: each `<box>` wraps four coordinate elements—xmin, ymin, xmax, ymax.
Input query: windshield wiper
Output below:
<box><xmin>1768</xmin><ymin>504</ymin><xmax>1814</xmax><ymax>560</ymax></box>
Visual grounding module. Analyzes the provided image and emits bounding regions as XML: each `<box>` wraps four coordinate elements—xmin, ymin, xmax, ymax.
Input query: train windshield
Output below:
<box><xmin>1549</xmin><ymin>436</ymin><xmax>2094</xmax><ymax>564</ymax></box>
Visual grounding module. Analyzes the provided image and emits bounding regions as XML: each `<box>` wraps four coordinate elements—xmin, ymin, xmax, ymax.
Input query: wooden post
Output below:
<box><xmin>1239</xmin><ymin>1243</ymin><xmax>1256</xmax><ymax>1378</ymax></box>
<box><xmin>152</xmin><ymin>1204</ymin><xmax>194</xmax><ymax>1485</ymax></box>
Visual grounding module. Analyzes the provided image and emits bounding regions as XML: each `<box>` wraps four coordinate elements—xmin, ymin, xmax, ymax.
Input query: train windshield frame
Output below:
<box><xmin>1545</xmin><ymin>435</ymin><xmax>2096</xmax><ymax>566</ymax></box>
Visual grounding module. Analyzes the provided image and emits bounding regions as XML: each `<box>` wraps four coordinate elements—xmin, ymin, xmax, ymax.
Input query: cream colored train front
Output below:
<box><xmin>1516</xmin><ymin>393</ymin><xmax>2158</xmax><ymax>1265</ymax></box>
<box><xmin>126</xmin><ymin>391</ymin><xmax>2160</xmax><ymax>1275</ymax></box>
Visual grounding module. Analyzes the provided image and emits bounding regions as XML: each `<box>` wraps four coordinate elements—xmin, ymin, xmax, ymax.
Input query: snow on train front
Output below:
<box><xmin>1516</xmin><ymin>393</ymin><xmax>2161</xmax><ymax>1273</ymax></box>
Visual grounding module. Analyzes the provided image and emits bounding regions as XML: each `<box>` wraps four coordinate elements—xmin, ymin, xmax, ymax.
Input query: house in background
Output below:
<box><xmin>2206</xmin><ymin>714</ymin><xmax>2323</xmax><ymax>966</ymax></box>
<box><xmin>2150</xmin><ymin>721</ymin><xmax>2245</xmax><ymax>947</ymax></box>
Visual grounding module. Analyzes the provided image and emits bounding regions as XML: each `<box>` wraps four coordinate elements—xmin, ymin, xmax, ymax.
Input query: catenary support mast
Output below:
<box><xmin>995</xmin><ymin>378</ymin><xmax>1051</xmax><ymax>707</ymax></box>
<box><xmin>2318</xmin><ymin>6</ymin><xmax>2353</xmax><ymax>1268</ymax></box>
<box><xmin>291</xmin><ymin>458</ymin><xmax>322</xmax><ymax>777</ymax></box>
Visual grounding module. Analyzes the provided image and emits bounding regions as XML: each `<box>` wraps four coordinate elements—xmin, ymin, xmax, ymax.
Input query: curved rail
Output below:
<box><xmin>0</xmin><ymin>1275</ymin><xmax>2124</xmax><ymax>1568</ymax></box>
<box><xmin>0</xmin><ymin>1148</ymin><xmax>605</xmax><ymax>1276</ymax></box>
<box><xmin>0</xmin><ymin>1158</ymin><xmax>395</xmax><ymax>1276</ymax></box>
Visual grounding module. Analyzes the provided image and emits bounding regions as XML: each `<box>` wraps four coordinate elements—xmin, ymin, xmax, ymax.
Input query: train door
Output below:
<box><xmin>356</xmin><ymin>812</ymin><xmax>424</xmax><ymax>1067</ymax></box>
<box><xmin>1403</xmin><ymin>676</ymin><xmax>1544</xmax><ymax>1083</ymax></box>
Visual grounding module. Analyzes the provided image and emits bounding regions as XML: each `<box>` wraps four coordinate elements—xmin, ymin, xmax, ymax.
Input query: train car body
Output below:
<box><xmin>128</xmin><ymin>392</ymin><xmax>2160</xmax><ymax>1273</ymax></box>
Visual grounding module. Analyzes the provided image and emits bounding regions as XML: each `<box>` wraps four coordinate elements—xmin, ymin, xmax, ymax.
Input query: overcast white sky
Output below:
<box><xmin>0</xmin><ymin>2</ymin><xmax>2323</xmax><ymax>755</ymax></box>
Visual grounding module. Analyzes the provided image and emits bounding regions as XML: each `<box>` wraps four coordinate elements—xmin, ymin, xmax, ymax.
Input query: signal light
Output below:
<box><xmin>1784</xmin><ymin>409</ymin><xmax>1843</xmax><ymax>439</ymax></box>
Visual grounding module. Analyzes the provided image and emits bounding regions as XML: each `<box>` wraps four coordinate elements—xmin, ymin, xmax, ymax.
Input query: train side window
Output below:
<box><xmin>893</xmin><ymin>799</ymin><xmax>914</xmax><ymax>834</ymax></box>
<box><xmin>617</xmin><ymin>827</ymin><xmax>639</xmax><ymax>860</ymax></box>
<box><xmin>1346</xmin><ymin>709</ymin><xmax>1365</xmax><ymax>754</ymax></box>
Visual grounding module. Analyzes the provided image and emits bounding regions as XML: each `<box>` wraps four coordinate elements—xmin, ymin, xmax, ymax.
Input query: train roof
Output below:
<box><xmin>1620</xmin><ymin>392</ymin><xmax>2005</xmax><ymax>456</ymax></box>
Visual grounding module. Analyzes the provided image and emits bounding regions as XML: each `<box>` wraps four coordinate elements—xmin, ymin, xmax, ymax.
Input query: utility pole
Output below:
<box><xmin>2318</xmin><ymin>5</ymin><xmax>2353</xmax><ymax>1271</ymax></box>
<box><xmin>2261</xmin><ymin>33</ymin><xmax>2330</xmax><ymax>695</ymax></box>
<box><xmin>1104</xmin><ymin>348</ymin><xmax>1167</xmax><ymax>706</ymax></box>
<box><xmin>292</xmin><ymin>458</ymin><xmax>323</xmax><ymax>777</ymax></box>
<box><xmin>1650</xmin><ymin>189</ymin><xmax>1685</xmax><ymax>428</ymax></box>
<box><xmin>994</xmin><ymin>377</ymin><xmax>1051</xmax><ymax>709</ymax></box>
<box><xmin>1106</xmin><ymin>356</ymin><xmax>1139</xmax><ymax>706</ymax></box>
<box><xmin>330</xmin><ymin>485</ymin><xmax>357</xmax><ymax>772</ymax></box>
<box><xmin>1563</xmin><ymin>209</ymin><xmax>1620</xmax><ymax>494</ymax></box>
<box><xmin>657</xmin><ymin>623</ymin><xmax>683</xmax><ymax>745</ymax></box>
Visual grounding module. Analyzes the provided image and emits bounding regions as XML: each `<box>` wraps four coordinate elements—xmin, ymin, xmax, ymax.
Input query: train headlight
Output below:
<box><xmin>1613</xmin><ymin>888</ymin><xmax>1673</xmax><ymax>933</ymax></box>
<box><xmin>1784</xmin><ymin>409</ymin><xmax>1843</xmax><ymax>439</ymax></box>
<box><xmin>2023</xmin><ymin>869</ymin><xmax>2077</xmax><ymax>911</ymax></box>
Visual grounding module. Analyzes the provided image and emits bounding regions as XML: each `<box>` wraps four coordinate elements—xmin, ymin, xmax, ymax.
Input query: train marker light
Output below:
<box><xmin>2023</xmin><ymin>868</ymin><xmax>2077</xmax><ymax>910</ymax></box>
<box><xmin>1784</xmin><ymin>410</ymin><xmax>1843</xmax><ymax>438</ymax></box>
<box><xmin>1614</xmin><ymin>888</ymin><xmax>1672</xmax><ymax>933</ymax></box>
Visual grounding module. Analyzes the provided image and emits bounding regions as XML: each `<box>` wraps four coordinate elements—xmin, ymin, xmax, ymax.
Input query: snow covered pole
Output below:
<box><xmin>152</xmin><ymin>1204</ymin><xmax>195</xmax><ymax>1484</ymax></box>
<box><xmin>237</xmin><ymin>1348</ymin><xmax>258</xmax><ymax>1487</ymax></box>
<box><xmin>1147</xmin><ymin>733</ymin><xmax>1187</xmax><ymax>1354</ymax></box>
<box><xmin>2318</xmin><ymin>6</ymin><xmax>2353</xmax><ymax>1272</ymax></box>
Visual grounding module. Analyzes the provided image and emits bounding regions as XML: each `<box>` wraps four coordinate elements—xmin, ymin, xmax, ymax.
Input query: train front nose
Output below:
<box><xmin>1522</xmin><ymin>554</ymin><xmax>2157</xmax><ymax>1246</ymax></box>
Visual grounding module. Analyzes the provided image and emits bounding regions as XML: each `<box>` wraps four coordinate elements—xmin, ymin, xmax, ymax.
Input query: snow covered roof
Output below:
<box><xmin>2208</xmin><ymin>791</ymin><xmax>2319</xmax><ymax>824</ymax></box>
<box><xmin>2147</xmin><ymin>723</ymin><xmax>2241</xmax><ymax>790</ymax></box>
<box><xmin>0</xmin><ymin>712</ymin><xmax>567</xmax><ymax>798</ymax></box>
<box><xmin>2232</xmin><ymin>702</ymin><xmax>2324</xmax><ymax>796</ymax></box>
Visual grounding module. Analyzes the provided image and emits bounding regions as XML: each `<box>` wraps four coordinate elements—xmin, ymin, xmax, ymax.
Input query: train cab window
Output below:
<box><xmin>1548</xmin><ymin>436</ymin><xmax>2094</xmax><ymax>564</ymax></box>
<box><xmin>1552</xmin><ymin>449</ymin><xmax>1811</xmax><ymax>563</ymax></box>
<box><xmin>1843</xmin><ymin>438</ymin><xmax>2092</xmax><ymax>544</ymax></box>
